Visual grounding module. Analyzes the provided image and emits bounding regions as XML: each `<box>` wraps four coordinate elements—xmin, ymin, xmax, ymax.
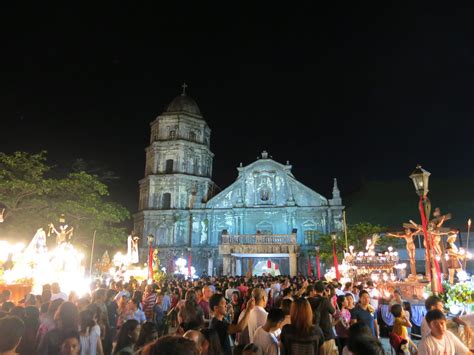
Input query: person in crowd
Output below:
<box><xmin>308</xmin><ymin>281</ymin><xmax>336</xmax><ymax>355</ymax></box>
<box><xmin>247</xmin><ymin>288</ymin><xmax>268</xmax><ymax>343</ymax></box>
<box><xmin>364</xmin><ymin>281</ymin><xmax>380</xmax><ymax>311</ymax></box>
<box><xmin>161</xmin><ymin>287</ymin><xmax>171</xmax><ymax>313</ymax></box>
<box><xmin>17</xmin><ymin>306</ymin><xmax>40</xmax><ymax>355</ymax></box>
<box><xmin>231</xmin><ymin>291</ymin><xmax>243</xmax><ymax>325</ymax></box>
<box><xmin>334</xmin><ymin>294</ymin><xmax>350</xmax><ymax>353</ymax></box>
<box><xmin>184</xmin><ymin>329</ymin><xmax>207</xmax><ymax>354</ymax></box>
<box><xmin>390</xmin><ymin>303</ymin><xmax>417</xmax><ymax>353</ymax></box>
<box><xmin>209</xmin><ymin>293</ymin><xmax>255</xmax><ymax>355</ymax></box>
<box><xmin>418</xmin><ymin>309</ymin><xmax>470</xmax><ymax>354</ymax></box>
<box><xmin>350</xmin><ymin>290</ymin><xmax>379</xmax><ymax>338</ymax></box>
<box><xmin>37</xmin><ymin>301</ymin><xmax>80</xmax><ymax>355</ymax></box>
<box><xmin>124</xmin><ymin>299</ymin><xmax>146</xmax><ymax>324</ymax></box>
<box><xmin>79</xmin><ymin>308</ymin><xmax>103</xmax><ymax>355</ymax></box>
<box><xmin>51</xmin><ymin>283</ymin><xmax>68</xmax><ymax>302</ymax></box>
<box><xmin>112</xmin><ymin>319</ymin><xmax>140</xmax><ymax>355</ymax></box>
<box><xmin>242</xmin><ymin>343</ymin><xmax>263</xmax><ymax>355</ymax></box>
<box><xmin>280</xmin><ymin>297</ymin><xmax>323</xmax><ymax>354</ymax></box>
<box><xmin>346</xmin><ymin>336</ymin><xmax>384</xmax><ymax>355</ymax></box>
<box><xmin>36</xmin><ymin>299</ymin><xmax>64</xmax><ymax>347</ymax></box>
<box><xmin>104</xmin><ymin>289</ymin><xmax>118</xmax><ymax>355</ymax></box>
<box><xmin>59</xmin><ymin>330</ymin><xmax>81</xmax><ymax>355</ymax></box>
<box><xmin>342</xmin><ymin>322</ymin><xmax>373</xmax><ymax>355</ymax></box>
<box><xmin>1</xmin><ymin>289</ymin><xmax>12</xmax><ymax>304</ymax></box>
<box><xmin>178</xmin><ymin>289</ymin><xmax>204</xmax><ymax>332</ymax></box>
<box><xmin>280</xmin><ymin>298</ymin><xmax>292</xmax><ymax>328</ymax></box>
<box><xmin>345</xmin><ymin>293</ymin><xmax>355</xmax><ymax>312</ymax></box>
<box><xmin>402</xmin><ymin>301</ymin><xmax>412</xmax><ymax>336</ymax></box>
<box><xmin>389</xmin><ymin>289</ymin><xmax>404</xmax><ymax>306</ymax></box>
<box><xmin>140</xmin><ymin>335</ymin><xmax>199</xmax><ymax>355</ymax></box>
<box><xmin>1</xmin><ymin>301</ymin><xmax>14</xmax><ymax>313</ymax></box>
<box><xmin>142</xmin><ymin>284</ymin><xmax>158</xmax><ymax>322</ymax></box>
<box><xmin>253</xmin><ymin>308</ymin><xmax>284</xmax><ymax>355</ymax></box>
<box><xmin>0</xmin><ymin>315</ymin><xmax>25</xmax><ymax>355</ymax></box>
<box><xmin>199</xmin><ymin>285</ymin><xmax>213</xmax><ymax>320</ymax></box>
<box><xmin>200</xmin><ymin>328</ymin><xmax>223</xmax><ymax>355</ymax></box>
<box><xmin>135</xmin><ymin>321</ymin><xmax>158</xmax><ymax>351</ymax></box>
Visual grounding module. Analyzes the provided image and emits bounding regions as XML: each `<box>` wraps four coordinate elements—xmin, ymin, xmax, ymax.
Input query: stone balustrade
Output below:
<box><xmin>221</xmin><ymin>234</ymin><xmax>296</xmax><ymax>245</ymax></box>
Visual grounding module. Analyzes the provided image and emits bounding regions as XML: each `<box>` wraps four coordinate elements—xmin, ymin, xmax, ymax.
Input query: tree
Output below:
<box><xmin>0</xmin><ymin>151</ymin><xmax>130</xmax><ymax>249</ymax></box>
<box><xmin>315</xmin><ymin>222</ymin><xmax>402</xmax><ymax>262</ymax></box>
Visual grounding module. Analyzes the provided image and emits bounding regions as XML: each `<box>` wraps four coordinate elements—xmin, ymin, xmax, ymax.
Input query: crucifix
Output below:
<box><xmin>386</xmin><ymin>227</ymin><xmax>420</xmax><ymax>277</ymax></box>
<box><xmin>181</xmin><ymin>82</ymin><xmax>188</xmax><ymax>96</ymax></box>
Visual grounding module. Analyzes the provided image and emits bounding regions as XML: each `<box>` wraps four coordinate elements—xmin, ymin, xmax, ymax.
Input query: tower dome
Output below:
<box><xmin>165</xmin><ymin>83</ymin><xmax>202</xmax><ymax>116</ymax></box>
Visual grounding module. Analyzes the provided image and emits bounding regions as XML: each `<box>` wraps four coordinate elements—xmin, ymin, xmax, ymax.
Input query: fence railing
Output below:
<box><xmin>221</xmin><ymin>234</ymin><xmax>296</xmax><ymax>245</ymax></box>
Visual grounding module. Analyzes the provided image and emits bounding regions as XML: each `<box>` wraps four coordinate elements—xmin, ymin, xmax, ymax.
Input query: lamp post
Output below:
<box><xmin>331</xmin><ymin>233</ymin><xmax>340</xmax><ymax>280</ymax></box>
<box><xmin>409</xmin><ymin>165</ymin><xmax>439</xmax><ymax>295</ymax></box>
<box><xmin>315</xmin><ymin>246</ymin><xmax>321</xmax><ymax>279</ymax></box>
<box><xmin>147</xmin><ymin>234</ymin><xmax>154</xmax><ymax>281</ymax></box>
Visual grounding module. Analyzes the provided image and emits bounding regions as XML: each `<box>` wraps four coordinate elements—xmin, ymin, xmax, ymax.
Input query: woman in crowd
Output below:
<box><xmin>201</xmin><ymin>328</ymin><xmax>223</xmax><ymax>355</ymax></box>
<box><xmin>178</xmin><ymin>289</ymin><xmax>204</xmax><ymax>332</ymax></box>
<box><xmin>350</xmin><ymin>290</ymin><xmax>379</xmax><ymax>338</ymax></box>
<box><xmin>280</xmin><ymin>297</ymin><xmax>323</xmax><ymax>354</ymax></box>
<box><xmin>37</xmin><ymin>301</ymin><xmax>80</xmax><ymax>355</ymax></box>
<box><xmin>334</xmin><ymin>295</ymin><xmax>351</xmax><ymax>353</ymax></box>
<box><xmin>112</xmin><ymin>319</ymin><xmax>140</xmax><ymax>355</ymax></box>
<box><xmin>18</xmin><ymin>306</ymin><xmax>40</xmax><ymax>355</ymax></box>
<box><xmin>79</xmin><ymin>309</ymin><xmax>103</xmax><ymax>355</ymax></box>
<box><xmin>135</xmin><ymin>321</ymin><xmax>158</xmax><ymax>350</ymax></box>
<box><xmin>36</xmin><ymin>299</ymin><xmax>64</xmax><ymax>347</ymax></box>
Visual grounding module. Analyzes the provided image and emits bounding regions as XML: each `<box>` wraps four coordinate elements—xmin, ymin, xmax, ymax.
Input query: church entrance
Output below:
<box><xmin>229</xmin><ymin>253</ymin><xmax>290</xmax><ymax>276</ymax></box>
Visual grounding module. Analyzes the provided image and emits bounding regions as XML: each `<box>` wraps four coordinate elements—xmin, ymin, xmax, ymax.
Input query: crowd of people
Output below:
<box><xmin>0</xmin><ymin>274</ymin><xmax>473</xmax><ymax>355</ymax></box>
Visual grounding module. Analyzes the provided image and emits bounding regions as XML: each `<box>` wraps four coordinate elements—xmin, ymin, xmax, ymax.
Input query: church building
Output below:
<box><xmin>133</xmin><ymin>86</ymin><xmax>344</xmax><ymax>276</ymax></box>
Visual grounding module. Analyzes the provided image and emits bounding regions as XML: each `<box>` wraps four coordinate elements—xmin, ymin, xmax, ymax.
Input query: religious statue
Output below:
<box><xmin>25</xmin><ymin>227</ymin><xmax>48</xmax><ymax>254</ymax></box>
<box><xmin>127</xmin><ymin>234</ymin><xmax>139</xmax><ymax>264</ymax></box>
<box><xmin>48</xmin><ymin>223</ymin><xmax>74</xmax><ymax>245</ymax></box>
<box><xmin>386</xmin><ymin>227</ymin><xmax>420</xmax><ymax>277</ymax></box>
<box><xmin>446</xmin><ymin>232</ymin><xmax>465</xmax><ymax>284</ymax></box>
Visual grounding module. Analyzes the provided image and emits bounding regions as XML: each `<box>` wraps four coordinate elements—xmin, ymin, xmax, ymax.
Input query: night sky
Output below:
<box><xmin>2</xmin><ymin>3</ymin><xmax>474</xmax><ymax>216</ymax></box>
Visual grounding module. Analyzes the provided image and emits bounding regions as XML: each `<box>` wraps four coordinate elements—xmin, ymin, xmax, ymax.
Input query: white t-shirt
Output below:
<box><xmin>421</xmin><ymin>317</ymin><xmax>431</xmax><ymax>338</ymax></box>
<box><xmin>247</xmin><ymin>306</ymin><xmax>268</xmax><ymax>342</ymax></box>
<box><xmin>418</xmin><ymin>330</ymin><xmax>469</xmax><ymax>355</ymax></box>
<box><xmin>80</xmin><ymin>324</ymin><xmax>101</xmax><ymax>355</ymax></box>
<box><xmin>367</xmin><ymin>287</ymin><xmax>380</xmax><ymax>310</ymax></box>
<box><xmin>253</xmin><ymin>326</ymin><xmax>279</xmax><ymax>355</ymax></box>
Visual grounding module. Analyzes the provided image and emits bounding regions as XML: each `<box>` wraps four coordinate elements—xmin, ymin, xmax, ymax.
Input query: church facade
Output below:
<box><xmin>133</xmin><ymin>88</ymin><xmax>344</xmax><ymax>276</ymax></box>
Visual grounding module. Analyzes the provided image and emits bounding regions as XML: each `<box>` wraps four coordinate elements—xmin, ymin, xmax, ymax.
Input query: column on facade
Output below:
<box><xmin>207</xmin><ymin>257</ymin><xmax>213</xmax><ymax>276</ymax></box>
<box><xmin>236</xmin><ymin>258</ymin><xmax>242</xmax><ymax>276</ymax></box>
<box><xmin>223</xmin><ymin>254</ymin><xmax>231</xmax><ymax>276</ymax></box>
<box><xmin>289</xmin><ymin>252</ymin><xmax>297</xmax><ymax>277</ymax></box>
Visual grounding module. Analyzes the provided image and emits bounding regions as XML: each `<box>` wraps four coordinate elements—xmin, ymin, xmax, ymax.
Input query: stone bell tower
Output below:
<box><xmin>133</xmin><ymin>84</ymin><xmax>217</xmax><ymax>253</ymax></box>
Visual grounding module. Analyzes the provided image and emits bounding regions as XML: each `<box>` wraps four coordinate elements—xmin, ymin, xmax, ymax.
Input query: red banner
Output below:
<box><xmin>267</xmin><ymin>259</ymin><xmax>272</xmax><ymax>269</ymax></box>
<box><xmin>419</xmin><ymin>196</ymin><xmax>442</xmax><ymax>293</ymax></box>
<box><xmin>316</xmin><ymin>254</ymin><xmax>321</xmax><ymax>278</ymax></box>
<box><xmin>148</xmin><ymin>246</ymin><xmax>154</xmax><ymax>281</ymax></box>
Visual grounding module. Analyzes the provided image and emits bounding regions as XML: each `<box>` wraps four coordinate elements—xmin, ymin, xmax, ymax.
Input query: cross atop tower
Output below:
<box><xmin>181</xmin><ymin>82</ymin><xmax>188</xmax><ymax>96</ymax></box>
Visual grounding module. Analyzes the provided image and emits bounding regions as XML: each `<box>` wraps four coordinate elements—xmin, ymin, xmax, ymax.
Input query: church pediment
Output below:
<box><xmin>206</xmin><ymin>152</ymin><xmax>328</xmax><ymax>209</ymax></box>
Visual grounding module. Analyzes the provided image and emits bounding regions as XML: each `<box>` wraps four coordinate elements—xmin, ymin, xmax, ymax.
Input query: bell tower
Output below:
<box><xmin>134</xmin><ymin>84</ymin><xmax>217</xmax><ymax>249</ymax></box>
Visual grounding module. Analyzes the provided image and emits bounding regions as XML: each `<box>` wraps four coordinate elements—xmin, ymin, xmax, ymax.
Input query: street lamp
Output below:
<box><xmin>409</xmin><ymin>165</ymin><xmax>438</xmax><ymax>295</ymax></box>
<box><xmin>409</xmin><ymin>165</ymin><xmax>431</xmax><ymax>197</ymax></box>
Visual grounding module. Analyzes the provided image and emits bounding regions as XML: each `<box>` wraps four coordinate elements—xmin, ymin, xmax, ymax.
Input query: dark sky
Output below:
<box><xmin>2</xmin><ymin>3</ymin><xmax>474</xmax><ymax>214</ymax></box>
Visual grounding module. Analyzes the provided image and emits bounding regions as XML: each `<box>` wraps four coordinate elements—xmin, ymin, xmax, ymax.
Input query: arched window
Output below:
<box><xmin>169</xmin><ymin>130</ymin><xmax>176</xmax><ymax>139</ymax></box>
<box><xmin>165</xmin><ymin>159</ymin><xmax>174</xmax><ymax>173</ymax></box>
<box><xmin>189</xmin><ymin>131</ymin><xmax>196</xmax><ymax>141</ymax></box>
<box><xmin>162</xmin><ymin>193</ymin><xmax>171</xmax><ymax>209</ymax></box>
